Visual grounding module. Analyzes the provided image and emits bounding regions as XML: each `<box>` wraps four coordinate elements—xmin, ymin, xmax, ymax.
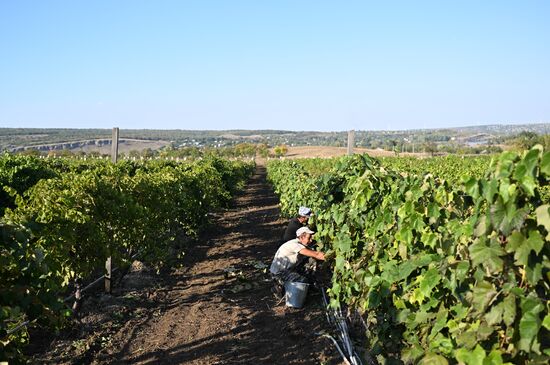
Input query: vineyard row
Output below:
<box><xmin>267</xmin><ymin>147</ymin><xmax>549</xmax><ymax>364</ymax></box>
<box><xmin>0</xmin><ymin>154</ymin><xmax>254</xmax><ymax>361</ymax></box>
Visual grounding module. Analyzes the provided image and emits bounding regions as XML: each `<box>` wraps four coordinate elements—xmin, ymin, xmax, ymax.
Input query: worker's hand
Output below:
<box><xmin>323</xmin><ymin>250</ymin><xmax>335</xmax><ymax>262</ymax></box>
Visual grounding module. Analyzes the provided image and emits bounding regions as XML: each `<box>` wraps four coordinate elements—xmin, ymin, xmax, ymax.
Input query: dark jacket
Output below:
<box><xmin>282</xmin><ymin>217</ymin><xmax>304</xmax><ymax>243</ymax></box>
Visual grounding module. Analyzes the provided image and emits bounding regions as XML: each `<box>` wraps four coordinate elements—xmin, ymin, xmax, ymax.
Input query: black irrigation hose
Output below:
<box><xmin>317</xmin><ymin>283</ymin><xmax>363</xmax><ymax>365</ymax></box>
<box><xmin>317</xmin><ymin>332</ymin><xmax>352</xmax><ymax>365</ymax></box>
<box><xmin>5</xmin><ymin>320</ymin><xmax>31</xmax><ymax>337</ymax></box>
<box><xmin>63</xmin><ymin>251</ymin><xmax>141</xmax><ymax>302</ymax></box>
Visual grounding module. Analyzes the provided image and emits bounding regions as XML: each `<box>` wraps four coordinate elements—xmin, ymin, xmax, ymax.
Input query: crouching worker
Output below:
<box><xmin>270</xmin><ymin>226</ymin><xmax>325</xmax><ymax>298</ymax></box>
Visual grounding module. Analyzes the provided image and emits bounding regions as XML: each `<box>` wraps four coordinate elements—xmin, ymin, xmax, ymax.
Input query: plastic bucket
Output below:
<box><xmin>284</xmin><ymin>281</ymin><xmax>309</xmax><ymax>308</ymax></box>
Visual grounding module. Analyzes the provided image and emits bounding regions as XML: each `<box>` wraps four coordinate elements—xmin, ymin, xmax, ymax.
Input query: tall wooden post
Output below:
<box><xmin>347</xmin><ymin>130</ymin><xmax>355</xmax><ymax>155</ymax></box>
<box><xmin>105</xmin><ymin>257</ymin><xmax>112</xmax><ymax>294</ymax></box>
<box><xmin>111</xmin><ymin>127</ymin><xmax>119</xmax><ymax>163</ymax></box>
<box><xmin>105</xmin><ymin>127</ymin><xmax>119</xmax><ymax>294</ymax></box>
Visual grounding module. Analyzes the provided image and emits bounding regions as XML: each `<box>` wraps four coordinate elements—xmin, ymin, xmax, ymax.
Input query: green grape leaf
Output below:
<box><xmin>477</xmin><ymin>323</ymin><xmax>494</xmax><ymax>341</ymax></box>
<box><xmin>506</xmin><ymin>230</ymin><xmax>544</xmax><ymax>266</ymax></box>
<box><xmin>419</xmin><ymin>268</ymin><xmax>441</xmax><ymax>297</ymax></box>
<box><xmin>540</xmin><ymin>151</ymin><xmax>550</xmax><ymax>176</ymax></box>
<box><xmin>495</xmin><ymin>151</ymin><xmax>517</xmax><ymax>179</ymax></box>
<box><xmin>397</xmin><ymin>226</ymin><xmax>413</xmax><ymax>245</ymax></box>
<box><xmin>535</xmin><ymin>204</ymin><xmax>550</xmax><ymax>240</ymax></box>
<box><xmin>525</xmin><ymin>262</ymin><xmax>543</xmax><ymax>286</ymax></box>
<box><xmin>396</xmin><ymin>254</ymin><xmax>437</xmax><ymax>281</ymax></box>
<box><xmin>381</xmin><ymin>260</ymin><xmax>400</xmax><ymax>283</ymax></box>
<box><xmin>455</xmin><ymin>261</ymin><xmax>470</xmax><ymax>282</ymax></box>
<box><xmin>519</xmin><ymin>175</ymin><xmax>536</xmax><ymax>197</ymax></box>
<box><xmin>335</xmin><ymin>256</ymin><xmax>345</xmax><ymax>270</ymax></box>
<box><xmin>502</xmin><ymin>293</ymin><xmax>516</xmax><ymax>327</ymax></box>
<box><xmin>469</xmin><ymin>238</ymin><xmax>505</xmax><ymax>273</ymax></box>
<box><xmin>427</xmin><ymin>202</ymin><xmax>440</xmax><ymax>218</ymax></box>
<box><xmin>456</xmin><ymin>329</ymin><xmax>478</xmax><ymax>349</ymax></box>
<box><xmin>542</xmin><ymin>314</ymin><xmax>550</xmax><ymax>330</ymax></box>
<box><xmin>455</xmin><ymin>344</ymin><xmax>486</xmax><ymax>365</ymax></box>
<box><xmin>498</xmin><ymin>180</ymin><xmax>512</xmax><ymax>204</ymax></box>
<box><xmin>517</xmin><ymin>150</ymin><xmax>540</xmax><ymax>195</ymax></box>
<box><xmin>481</xmin><ymin>179</ymin><xmax>499</xmax><ymax>203</ymax></box>
<box><xmin>474</xmin><ymin>215</ymin><xmax>487</xmax><ymax>237</ymax></box>
<box><xmin>521</xmin><ymin>148</ymin><xmax>541</xmax><ymax>175</ymax></box>
<box><xmin>484</xmin><ymin>349</ymin><xmax>511</xmax><ymax>365</ymax></box>
<box><xmin>422</xmin><ymin>231</ymin><xmax>438</xmax><ymax>249</ymax></box>
<box><xmin>464</xmin><ymin>177</ymin><xmax>480</xmax><ymax>198</ymax></box>
<box><xmin>402</xmin><ymin>345</ymin><xmax>424</xmax><ymax>364</ymax></box>
<box><xmin>398</xmin><ymin>260</ymin><xmax>417</xmax><ymax>281</ymax></box>
<box><xmin>430</xmin><ymin>309</ymin><xmax>448</xmax><ymax>338</ymax></box>
<box><xmin>335</xmin><ymin>235</ymin><xmax>352</xmax><ymax>254</ymax></box>
<box><xmin>419</xmin><ymin>353</ymin><xmax>449</xmax><ymax>365</ymax></box>
<box><xmin>518</xmin><ymin>296</ymin><xmax>543</xmax><ymax>352</ymax></box>
<box><xmin>472</xmin><ymin>281</ymin><xmax>497</xmax><ymax>314</ymax></box>
<box><xmin>451</xmin><ymin>304</ymin><xmax>470</xmax><ymax>320</ymax></box>
<box><xmin>490</xmin><ymin>198</ymin><xmax>528</xmax><ymax>236</ymax></box>
<box><xmin>399</xmin><ymin>242</ymin><xmax>408</xmax><ymax>260</ymax></box>
<box><xmin>410</xmin><ymin>287</ymin><xmax>426</xmax><ymax>304</ymax></box>
<box><xmin>485</xmin><ymin>301</ymin><xmax>504</xmax><ymax>326</ymax></box>
<box><xmin>413</xmin><ymin>309</ymin><xmax>433</xmax><ymax>325</ymax></box>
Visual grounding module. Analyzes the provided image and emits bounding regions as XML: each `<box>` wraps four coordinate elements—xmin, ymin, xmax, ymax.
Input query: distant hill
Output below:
<box><xmin>1</xmin><ymin>123</ymin><xmax>549</xmax><ymax>153</ymax></box>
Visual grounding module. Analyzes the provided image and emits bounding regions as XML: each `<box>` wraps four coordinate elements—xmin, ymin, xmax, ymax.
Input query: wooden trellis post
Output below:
<box><xmin>347</xmin><ymin>130</ymin><xmax>355</xmax><ymax>155</ymax></box>
<box><xmin>111</xmin><ymin>127</ymin><xmax>119</xmax><ymax>163</ymax></box>
<box><xmin>105</xmin><ymin>127</ymin><xmax>119</xmax><ymax>294</ymax></box>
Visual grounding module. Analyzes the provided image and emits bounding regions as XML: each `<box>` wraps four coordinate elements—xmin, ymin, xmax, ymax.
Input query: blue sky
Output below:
<box><xmin>1</xmin><ymin>0</ymin><xmax>549</xmax><ymax>132</ymax></box>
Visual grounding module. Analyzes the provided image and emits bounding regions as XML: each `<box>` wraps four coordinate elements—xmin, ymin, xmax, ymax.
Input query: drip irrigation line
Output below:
<box><xmin>317</xmin><ymin>333</ymin><xmax>352</xmax><ymax>365</ymax></box>
<box><xmin>63</xmin><ymin>273</ymin><xmax>108</xmax><ymax>302</ymax></box>
<box><xmin>321</xmin><ymin>288</ymin><xmax>378</xmax><ymax>365</ymax></box>
<box><xmin>335</xmin><ymin>306</ymin><xmax>353</xmax><ymax>356</ymax></box>
<box><xmin>318</xmin><ymin>283</ymin><xmax>362</xmax><ymax>365</ymax></box>
<box><xmin>5</xmin><ymin>320</ymin><xmax>30</xmax><ymax>337</ymax></box>
<box><xmin>359</xmin><ymin>313</ymin><xmax>369</xmax><ymax>333</ymax></box>
<box><xmin>320</xmin><ymin>286</ymin><xmax>333</xmax><ymax>326</ymax></box>
<box><xmin>63</xmin><ymin>251</ymin><xmax>141</xmax><ymax>302</ymax></box>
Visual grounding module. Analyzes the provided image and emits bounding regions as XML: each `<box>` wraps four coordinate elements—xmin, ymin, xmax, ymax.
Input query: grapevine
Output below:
<box><xmin>267</xmin><ymin>148</ymin><xmax>549</xmax><ymax>364</ymax></box>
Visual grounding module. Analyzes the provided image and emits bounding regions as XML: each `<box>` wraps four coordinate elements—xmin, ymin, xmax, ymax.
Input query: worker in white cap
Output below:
<box><xmin>270</xmin><ymin>226</ymin><xmax>325</xmax><ymax>297</ymax></box>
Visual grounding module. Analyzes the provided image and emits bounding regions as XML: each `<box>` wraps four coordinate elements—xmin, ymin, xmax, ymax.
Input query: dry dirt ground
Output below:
<box><xmin>284</xmin><ymin>146</ymin><xmax>425</xmax><ymax>159</ymax></box>
<box><xmin>28</xmin><ymin>165</ymin><xmax>344</xmax><ymax>365</ymax></box>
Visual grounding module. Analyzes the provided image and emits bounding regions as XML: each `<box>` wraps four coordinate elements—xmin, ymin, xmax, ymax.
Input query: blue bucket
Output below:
<box><xmin>284</xmin><ymin>281</ymin><xmax>309</xmax><ymax>308</ymax></box>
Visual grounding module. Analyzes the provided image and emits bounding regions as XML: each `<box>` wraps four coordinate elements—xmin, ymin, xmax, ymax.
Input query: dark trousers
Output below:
<box><xmin>272</xmin><ymin>257</ymin><xmax>316</xmax><ymax>286</ymax></box>
<box><xmin>272</xmin><ymin>269</ymin><xmax>309</xmax><ymax>285</ymax></box>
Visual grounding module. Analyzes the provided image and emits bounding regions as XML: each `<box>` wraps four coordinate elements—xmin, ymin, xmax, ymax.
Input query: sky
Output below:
<box><xmin>1</xmin><ymin>0</ymin><xmax>549</xmax><ymax>132</ymax></box>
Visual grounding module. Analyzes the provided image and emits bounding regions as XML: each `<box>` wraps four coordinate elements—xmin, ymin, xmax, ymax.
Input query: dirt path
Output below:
<box><xmin>67</xmin><ymin>165</ymin><xmax>342</xmax><ymax>364</ymax></box>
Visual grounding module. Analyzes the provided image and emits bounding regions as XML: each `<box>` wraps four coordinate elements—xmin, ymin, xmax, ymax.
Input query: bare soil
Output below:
<box><xmin>284</xmin><ymin>146</ymin><xmax>426</xmax><ymax>159</ymax></box>
<box><xmin>28</xmin><ymin>165</ymin><xmax>343</xmax><ymax>365</ymax></box>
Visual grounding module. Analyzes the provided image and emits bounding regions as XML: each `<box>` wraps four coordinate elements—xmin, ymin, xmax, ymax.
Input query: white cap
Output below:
<box><xmin>296</xmin><ymin>226</ymin><xmax>314</xmax><ymax>237</ymax></box>
<box><xmin>298</xmin><ymin>206</ymin><xmax>312</xmax><ymax>217</ymax></box>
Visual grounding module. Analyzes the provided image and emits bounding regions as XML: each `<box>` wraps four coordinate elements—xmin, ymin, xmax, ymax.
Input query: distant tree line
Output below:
<box><xmin>507</xmin><ymin>131</ymin><xmax>550</xmax><ymax>151</ymax></box>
